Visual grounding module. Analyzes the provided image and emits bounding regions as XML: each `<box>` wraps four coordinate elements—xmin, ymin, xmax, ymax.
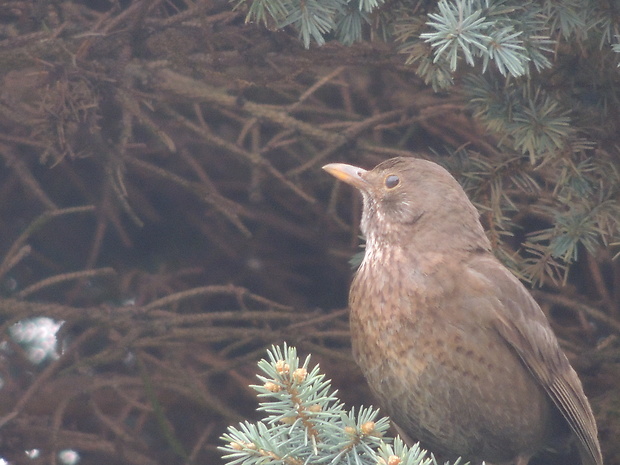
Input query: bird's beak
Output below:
<box><xmin>322</xmin><ymin>163</ymin><xmax>369</xmax><ymax>190</ymax></box>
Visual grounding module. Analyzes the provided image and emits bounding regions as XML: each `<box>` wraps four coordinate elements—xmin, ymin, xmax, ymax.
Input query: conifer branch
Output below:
<box><xmin>221</xmin><ymin>344</ymin><xmax>450</xmax><ymax>465</ymax></box>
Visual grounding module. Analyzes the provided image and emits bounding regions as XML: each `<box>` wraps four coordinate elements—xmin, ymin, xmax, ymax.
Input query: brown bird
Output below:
<box><xmin>323</xmin><ymin>157</ymin><xmax>602</xmax><ymax>465</ymax></box>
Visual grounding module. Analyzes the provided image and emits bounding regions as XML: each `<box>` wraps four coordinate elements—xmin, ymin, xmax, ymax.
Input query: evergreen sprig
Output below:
<box><xmin>280</xmin><ymin>0</ymin><xmax>341</xmax><ymax>47</ymax></box>
<box><xmin>464</xmin><ymin>75</ymin><xmax>576</xmax><ymax>163</ymax></box>
<box><xmin>419</xmin><ymin>0</ymin><xmax>493</xmax><ymax>72</ymax></box>
<box><xmin>220</xmin><ymin>344</ymin><xmax>440</xmax><ymax>465</ymax></box>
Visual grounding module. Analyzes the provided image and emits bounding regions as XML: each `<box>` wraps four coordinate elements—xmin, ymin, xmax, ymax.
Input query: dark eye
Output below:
<box><xmin>385</xmin><ymin>174</ymin><xmax>400</xmax><ymax>189</ymax></box>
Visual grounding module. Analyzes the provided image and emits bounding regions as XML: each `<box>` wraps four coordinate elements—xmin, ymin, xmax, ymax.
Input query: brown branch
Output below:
<box><xmin>288</xmin><ymin>108</ymin><xmax>406</xmax><ymax>176</ymax></box>
<box><xmin>153</xmin><ymin>68</ymin><xmax>345</xmax><ymax>145</ymax></box>
<box><xmin>161</xmin><ymin>103</ymin><xmax>317</xmax><ymax>204</ymax></box>
<box><xmin>0</xmin><ymin>146</ymin><xmax>58</xmax><ymax>210</ymax></box>
<box><xmin>0</xmin><ymin>327</ymin><xmax>99</xmax><ymax>429</ymax></box>
<box><xmin>532</xmin><ymin>290</ymin><xmax>620</xmax><ymax>334</ymax></box>
<box><xmin>126</xmin><ymin>156</ymin><xmax>252</xmax><ymax>236</ymax></box>
<box><xmin>586</xmin><ymin>251</ymin><xmax>616</xmax><ymax>315</ymax></box>
<box><xmin>0</xmin><ymin>205</ymin><xmax>96</xmax><ymax>281</ymax></box>
<box><xmin>15</xmin><ymin>267</ymin><xmax>117</xmax><ymax>299</ymax></box>
<box><xmin>13</xmin><ymin>426</ymin><xmax>158</xmax><ymax>465</ymax></box>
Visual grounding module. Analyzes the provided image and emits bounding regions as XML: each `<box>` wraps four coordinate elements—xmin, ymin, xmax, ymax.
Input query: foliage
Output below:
<box><xmin>221</xmin><ymin>344</ymin><xmax>440</xmax><ymax>465</ymax></box>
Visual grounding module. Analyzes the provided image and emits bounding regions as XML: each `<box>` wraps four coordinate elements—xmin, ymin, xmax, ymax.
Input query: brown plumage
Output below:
<box><xmin>323</xmin><ymin>157</ymin><xmax>602</xmax><ymax>465</ymax></box>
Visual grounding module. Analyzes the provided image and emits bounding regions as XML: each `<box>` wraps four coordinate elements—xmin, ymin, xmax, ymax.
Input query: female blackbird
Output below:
<box><xmin>323</xmin><ymin>157</ymin><xmax>602</xmax><ymax>465</ymax></box>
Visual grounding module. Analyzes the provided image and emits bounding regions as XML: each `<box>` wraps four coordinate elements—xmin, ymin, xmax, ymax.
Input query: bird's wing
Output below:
<box><xmin>468</xmin><ymin>255</ymin><xmax>602</xmax><ymax>465</ymax></box>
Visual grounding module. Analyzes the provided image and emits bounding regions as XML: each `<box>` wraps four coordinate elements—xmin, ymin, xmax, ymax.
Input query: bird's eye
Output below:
<box><xmin>385</xmin><ymin>174</ymin><xmax>400</xmax><ymax>189</ymax></box>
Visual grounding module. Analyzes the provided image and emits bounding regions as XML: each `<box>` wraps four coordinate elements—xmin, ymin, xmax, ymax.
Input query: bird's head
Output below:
<box><xmin>323</xmin><ymin>157</ymin><xmax>491</xmax><ymax>253</ymax></box>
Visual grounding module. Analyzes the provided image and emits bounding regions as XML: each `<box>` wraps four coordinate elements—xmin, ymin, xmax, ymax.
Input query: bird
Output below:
<box><xmin>322</xmin><ymin>157</ymin><xmax>603</xmax><ymax>465</ymax></box>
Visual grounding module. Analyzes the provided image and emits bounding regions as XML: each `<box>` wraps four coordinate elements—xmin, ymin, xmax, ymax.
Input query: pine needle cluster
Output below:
<box><xmin>221</xmin><ymin>344</ymin><xmax>446</xmax><ymax>465</ymax></box>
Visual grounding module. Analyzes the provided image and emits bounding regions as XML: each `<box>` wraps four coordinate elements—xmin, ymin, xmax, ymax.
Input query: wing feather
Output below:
<box><xmin>469</xmin><ymin>255</ymin><xmax>602</xmax><ymax>465</ymax></box>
